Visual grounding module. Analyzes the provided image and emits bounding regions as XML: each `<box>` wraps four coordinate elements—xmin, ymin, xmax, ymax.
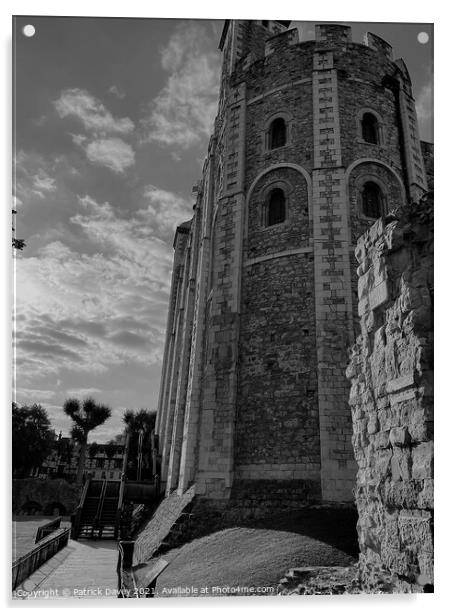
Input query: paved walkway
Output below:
<box><xmin>12</xmin><ymin>517</ymin><xmax>54</xmax><ymax>560</ymax></box>
<box><xmin>13</xmin><ymin>539</ymin><xmax>119</xmax><ymax>600</ymax></box>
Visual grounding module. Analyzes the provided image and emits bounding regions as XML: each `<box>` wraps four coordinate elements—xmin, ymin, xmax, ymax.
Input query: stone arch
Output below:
<box><xmin>21</xmin><ymin>500</ymin><xmax>43</xmax><ymax>515</ymax></box>
<box><xmin>356</xmin><ymin>108</ymin><xmax>385</xmax><ymax>145</ymax></box>
<box><xmin>345</xmin><ymin>158</ymin><xmax>406</xmax><ymax>244</ymax></box>
<box><xmin>263</xmin><ymin>111</ymin><xmax>294</xmax><ymax>151</ymax></box>
<box><xmin>245</xmin><ymin>164</ymin><xmax>312</xmax><ymax>260</ymax></box>
<box><xmin>261</xmin><ymin>182</ymin><xmax>290</xmax><ymax>227</ymax></box>
<box><xmin>246</xmin><ymin>163</ymin><xmax>312</xmax><ymax>220</ymax></box>
<box><xmin>345</xmin><ymin>158</ymin><xmax>406</xmax><ymax>201</ymax></box>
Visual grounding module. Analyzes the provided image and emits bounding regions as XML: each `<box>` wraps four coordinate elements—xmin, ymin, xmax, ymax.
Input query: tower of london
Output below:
<box><xmin>155</xmin><ymin>20</ymin><xmax>430</xmax><ymax>515</ymax></box>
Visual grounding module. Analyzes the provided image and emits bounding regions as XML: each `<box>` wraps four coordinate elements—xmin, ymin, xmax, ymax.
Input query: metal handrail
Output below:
<box><xmin>71</xmin><ymin>475</ymin><xmax>91</xmax><ymax>539</ymax></box>
<box><xmin>115</xmin><ymin>432</ymin><xmax>130</xmax><ymax>539</ymax></box>
<box><xmin>12</xmin><ymin>527</ymin><xmax>70</xmax><ymax>590</ymax></box>
<box><xmin>35</xmin><ymin>517</ymin><xmax>62</xmax><ymax>543</ymax></box>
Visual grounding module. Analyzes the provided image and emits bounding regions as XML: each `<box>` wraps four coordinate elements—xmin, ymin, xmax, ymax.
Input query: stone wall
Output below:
<box><xmin>347</xmin><ymin>193</ymin><xmax>433</xmax><ymax>592</ymax></box>
<box><xmin>12</xmin><ymin>478</ymin><xmax>81</xmax><ymax>515</ymax></box>
<box><xmin>156</xmin><ymin>19</ymin><xmax>430</xmax><ymax>510</ymax></box>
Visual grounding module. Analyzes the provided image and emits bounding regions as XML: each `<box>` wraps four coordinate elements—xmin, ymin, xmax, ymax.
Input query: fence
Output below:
<box><xmin>12</xmin><ymin>527</ymin><xmax>70</xmax><ymax>590</ymax></box>
<box><xmin>35</xmin><ymin>517</ymin><xmax>62</xmax><ymax>542</ymax></box>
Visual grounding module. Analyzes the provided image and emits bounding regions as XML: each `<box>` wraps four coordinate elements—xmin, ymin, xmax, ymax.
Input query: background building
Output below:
<box><xmin>34</xmin><ymin>433</ymin><xmax>126</xmax><ymax>482</ymax></box>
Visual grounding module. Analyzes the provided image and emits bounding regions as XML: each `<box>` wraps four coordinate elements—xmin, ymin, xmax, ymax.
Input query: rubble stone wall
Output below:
<box><xmin>347</xmin><ymin>194</ymin><xmax>433</xmax><ymax>592</ymax></box>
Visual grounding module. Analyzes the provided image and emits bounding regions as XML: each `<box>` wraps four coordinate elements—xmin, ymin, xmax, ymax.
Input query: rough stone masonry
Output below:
<box><xmin>155</xmin><ymin>19</ymin><xmax>432</xmax><ymax>518</ymax></box>
<box><xmin>347</xmin><ymin>192</ymin><xmax>433</xmax><ymax>592</ymax></box>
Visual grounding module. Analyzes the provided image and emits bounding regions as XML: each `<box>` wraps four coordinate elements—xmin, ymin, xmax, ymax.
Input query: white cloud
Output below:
<box><xmin>70</xmin><ymin>133</ymin><xmax>87</xmax><ymax>147</ymax></box>
<box><xmin>84</xmin><ymin>138</ymin><xmax>135</xmax><ymax>174</ymax></box>
<box><xmin>15</xmin><ymin>190</ymin><xmax>174</xmax><ymax>383</ymax></box>
<box><xmin>54</xmin><ymin>89</ymin><xmax>137</xmax><ymax>174</ymax></box>
<box><xmin>15</xmin><ymin>388</ymin><xmax>56</xmax><ymax>402</ymax></box>
<box><xmin>142</xmin><ymin>22</ymin><xmax>220</xmax><ymax>149</ymax></box>
<box><xmin>14</xmin><ymin>151</ymin><xmax>60</xmax><ymax>206</ymax></box>
<box><xmin>66</xmin><ymin>388</ymin><xmax>103</xmax><ymax>398</ymax></box>
<box><xmin>54</xmin><ymin>88</ymin><xmax>134</xmax><ymax>135</ymax></box>
<box><xmin>32</xmin><ymin>170</ymin><xmax>57</xmax><ymax>197</ymax></box>
<box><xmin>108</xmin><ymin>85</ymin><xmax>126</xmax><ymax>100</ymax></box>
<box><xmin>141</xmin><ymin>185</ymin><xmax>193</xmax><ymax>235</ymax></box>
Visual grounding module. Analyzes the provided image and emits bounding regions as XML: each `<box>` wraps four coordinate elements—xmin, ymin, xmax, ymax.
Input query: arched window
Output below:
<box><xmin>362</xmin><ymin>181</ymin><xmax>384</xmax><ymax>218</ymax></box>
<box><xmin>362</xmin><ymin>112</ymin><xmax>379</xmax><ymax>144</ymax></box>
<box><xmin>269</xmin><ymin>118</ymin><xmax>287</xmax><ymax>149</ymax></box>
<box><xmin>267</xmin><ymin>188</ymin><xmax>286</xmax><ymax>226</ymax></box>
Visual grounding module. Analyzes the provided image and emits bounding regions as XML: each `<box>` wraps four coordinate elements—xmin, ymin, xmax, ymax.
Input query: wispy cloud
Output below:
<box><xmin>14</xmin><ymin>151</ymin><xmax>59</xmax><ymax>205</ymax></box>
<box><xmin>54</xmin><ymin>88</ymin><xmax>134</xmax><ymax>135</ymax></box>
<box><xmin>66</xmin><ymin>387</ymin><xmax>103</xmax><ymax>398</ymax></box>
<box><xmin>141</xmin><ymin>22</ymin><xmax>220</xmax><ymax>149</ymax></box>
<box><xmin>54</xmin><ymin>88</ymin><xmax>136</xmax><ymax>174</ymax></box>
<box><xmin>15</xmin><ymin>187</ymin><xmax>189</xmax><ymax>398</ymax></box>
<box><xmin>141</xmin><ymin>185</ymin><xmax>193</xmax><ymax>235</ymax></box>
<box><xmin>84</xmin><ymin>137</ymin><xmax>135</xmax><ymax>174</ymax></box>
<box><xmin>31</xmin><ymin>170</ymin><xmax>57</xmax><ymax>197</ymax></box>
<box><xmin>108</xmin><ymin>85</ymin><xmax>126</xmax><ymax>100</ymax></box>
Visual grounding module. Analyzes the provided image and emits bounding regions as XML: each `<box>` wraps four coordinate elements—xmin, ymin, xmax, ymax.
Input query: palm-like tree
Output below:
<box><xmin>122</xmin><ymin>409</ymin><xmax>156</xmax><ymax>480</ymax></box>
<box><xmin>63</xmin><ymin>397</ymin><xmax>111</xmax><ymax>485</ymax></box>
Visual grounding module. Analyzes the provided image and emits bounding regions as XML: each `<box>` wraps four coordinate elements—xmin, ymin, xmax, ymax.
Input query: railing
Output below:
<box><xmin>115</xmin><ymin>432</ymin><xmax>130</xmax><ymax>539</ymax></box>
<box><xmin>35</xmin><ymin>517</ymin><xmax>62</xmax><ymax>543</ymax></box>
<box><xmin>71</xmin><ymin>475</ymin><xmax>91</xmax><ymax>539</ymax></box>
<box><xmin>12</xmin><ymin>527</ymin><xmax>70</xmax><ymax>590</ymax></box>
<box><xmin>116</xmin><ymin>539</ymin><xmax>168</xmax><ymax>599</ymax></box>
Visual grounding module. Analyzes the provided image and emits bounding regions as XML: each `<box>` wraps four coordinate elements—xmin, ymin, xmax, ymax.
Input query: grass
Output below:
<box><xmin>137</xmin><ymin>508</ymin><xmax>358</xmax><ymax>598</ymax></box>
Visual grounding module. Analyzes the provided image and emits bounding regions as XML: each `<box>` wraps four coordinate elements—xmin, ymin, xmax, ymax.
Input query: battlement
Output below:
<box><xmin>265</xmin><ymin>27</ymin><xmax>299</xmax><ymax>57</ymax></box>
<box><xmin>315</xmin><ymin>23</ymin><xmax>352</xmax><ymax>46</ymax></box>
<box><xmin>363</xmin><ymin>31</ymin><xmax>393</xmax><ymax>60</ymax></box>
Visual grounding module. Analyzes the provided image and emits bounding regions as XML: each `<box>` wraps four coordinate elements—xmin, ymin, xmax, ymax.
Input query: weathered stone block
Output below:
<box><xmin>387</xmin><ymin>374</ymin><xmax>415</xmax><ymax>393</ymax></box>
<box><xmin>390</xmin><ymin>448</ymin><xmax>411</xmax><ymax>481</ymax></box>
<box><xmin>347</xmin><ymin>196</ymin><xmax>433</xmax><ymax>592</ymax></box>
<box><xmin>389</xmin><ymin>426</ymin><xmax>411</xmax><ymax>447</ymax></box>
<box><xmin>412</xmin><ymin>442</ymin><xmax>434</xmax><ymax>480</ymax></box>
<box><xmin>398</xmin><ymin>510</ymin><xmax>433</xmax><ymax>554</ymax></box>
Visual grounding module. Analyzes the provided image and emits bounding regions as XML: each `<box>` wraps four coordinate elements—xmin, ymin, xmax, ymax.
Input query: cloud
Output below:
<box><xmin>17</xmin><ymin>339</ymin><xmax>84</xmax><ymax>362</ymax></box>
<box><xmin>54</xmin><ymin>88</ymin><xmax>134</xmax><ymax>135</ymax></box>
<box><xmin>415</xmin><ymin>82</ymin><xmax>433</xmax><ymax>141</ymax></box>
<box><xmin>140</xmin><ymin>185</ymin><xmax>193</xmax><ymax>235</ymax></box>
<box><xmin>84</xmin><ymin>138</ymin><xmax>135</xmax><ymax>174</ymax></box>
<box><xmin>54</xmin><ymin>89</ymin><xmax>136</xmax><ymax>174</ymax></box>
<box><xmin>15</xmin><ymin>187</ymin><xmax>188</xmax><ymax>398</ymax></box>
<box><xmin>108</xmin><ymin>85</ymin><xmax>126</xmax><ymax>100</ymax></box>
<box><xmin>109</xmin><ymin>331</ymin><xmax>148</xmax><ymax>348</ymax></box>
<box><xmin>141</xmin><ymin>22</ymin><xmax>220</xmax><ymax>149</ymax></box>
<box><xmin>32</xmin><ymin>170</ymin><xmax>57</xmax><ymax>197</ymax></box>
<box><xmin>66</xmin><ymin>388</ymin><xmax>103</xmax><ymax>398</ymax></box>
<box><xmin>15</xmin><ymin>388</ymin><xmax>57</xmax><ymax>402</ymax></box>
<box><xmin>14</xmin><ymin>151</ymin><xmax>59</xmax><ymax>205</ymax></box>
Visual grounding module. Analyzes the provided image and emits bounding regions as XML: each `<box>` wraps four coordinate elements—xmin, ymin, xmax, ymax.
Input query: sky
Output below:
<box><xmin>12</xmin><ymin>16</ymin><xmax>433</xmax><ymax>442</ymax></box>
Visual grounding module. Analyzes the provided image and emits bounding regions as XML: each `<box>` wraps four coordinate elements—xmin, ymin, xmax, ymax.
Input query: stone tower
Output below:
<box><xmin>155</xmin><ymin>20</ymin><xmax>429</xmax><ymax>514</ymax></box>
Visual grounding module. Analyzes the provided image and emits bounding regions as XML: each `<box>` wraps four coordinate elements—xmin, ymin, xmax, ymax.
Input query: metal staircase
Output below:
<box><xmin>72</xmin><ymin>479</ymin><xmax>122</xmax><ymax>539</ymax></box>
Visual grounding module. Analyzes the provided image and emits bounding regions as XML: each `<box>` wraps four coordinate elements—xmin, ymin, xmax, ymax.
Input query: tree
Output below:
<box><xmin>12</xmin><ymin>403</ymin><xmax>55</xmax><ymax>475</ymax></box>
<box><xmin>12</xmin><ymin>209</ymin><xmax>25</xmax><ymax>250</ymax></box>
<box><xmin>122</xmin><ymin>409</ymin><xmax>156</xmax><ymax>480</ymax></box>
<box><xmin>63</xmin><ymin>397</ymin><xmax>111</xmax><ymax>485</ymax></box>
<box><xmin>103</xmin><ymin>441</ymin><xmax>118</xmax><ymax>461</ymax></box>
<box><xmin>88</xmin><ymin>442</ymin><xmax>100</xmax><ymax>459</ymax></box>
